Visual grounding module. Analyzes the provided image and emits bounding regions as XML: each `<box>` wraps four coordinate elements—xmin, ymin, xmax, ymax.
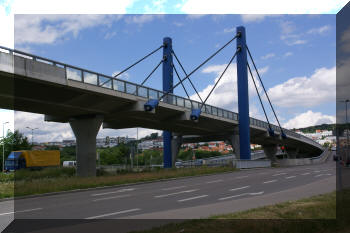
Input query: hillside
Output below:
<box><xmin>295</xmin><ymin>124</ymin><xmax>336</xmax><ymax>134</ymax></box>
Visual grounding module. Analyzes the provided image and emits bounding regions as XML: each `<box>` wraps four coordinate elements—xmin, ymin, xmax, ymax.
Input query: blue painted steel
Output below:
<box><xmin>163</xmin><ymin>37</ymin><xmax>173</xmax><ymax>168</ymax></box>
<box><xmin>144</xmin><ymin>99</ymin><xmax>159</xmax><ymax>111</ymax></box>
<box><xmin>190</xmin><ymin>109</ymin><xmax>201</xmax><ymax>121</ymax></box>
<box><xmin>268</xmin><ymin>128</ymin><xmax>275</xmax><ymax>137</ymax></box>
<box><xmin>236</xmin><ymin>26</ymin><xmax>251</xmax><ymax>160</ymax></box>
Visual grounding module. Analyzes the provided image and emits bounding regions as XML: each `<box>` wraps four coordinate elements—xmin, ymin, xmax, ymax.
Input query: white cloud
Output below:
<box><xmin>240</xmin><ymin>14</ymin><xmax>280</xmax><ymax>23</ymax></box>
<box><xmin>279</xmin><ymin>21</ymin><xmax>307</xmax><ymax>46</ymax></box>
<box><xmin>190</xmin><ymin>63</ymin><xmax>268</xmax><ymax>111</ymax></box>
<box><xmin>186</xmin><ymin>14</ymin><xmax>206</xmax><ymax>19</ymax></box>
<box><xmin>180</xmin><ymin>0</ymin><xmax>347</xmax><ymax>14</ymax></box>
<box><xmin>261</xmin><ymin>53</ymin><xmax>275</xmax><ymax>60</ymax></box>
<box><xmin>124</xmin><ymin>14</ymin><xmax>163</xmax><ymax>25</ymax></box>
<box><xmin>0</xmin><ymin>109</ymin><xmax>14</xmax><ymax>137</ymax></box>
<box><xmin>268</xmin><ymin>66</ymin><xmax>336</xmax><ymax>107</ymax></box>
<box><xmin>307</xmin><ymin>25</ymin><xmax>331</xmax><ymax>35</ymax></box>
<box><xmin>104</xmin><ymin>31</ymin><xmax>117</xmax><ymax>40</ymax></box>
<box><xmin>223</xmin><ymin>27</ymin><xmax>235</xmax><ymax>33</ymax></box>
<box><xmin>13</xmin><ymin>111</ymin><xmax>161</xmax><ymax>143</ymax></box>
<box><xmin>283</xmin><ymin>110</ymin><xmax>335</xmax><ymax>129</ymax></box>
<box><xmin>15</xmin><ymin>15</ymin><xmax>123</xmax><ymax>45</ymax></box>
<box><xmin>286</xmin><ymin>39</ymin><xmax>307</xmax><ymax>45</ymax></box>
<box><xmin>173</xmin><ymin>21</ymin><xmax>184</xmax><ymax>27</ymax></box>
<box><xmin>112</xmin><ymin>71</ymin><xmax>130</xmax><ymax>80</ymax></box>
<box><xmin>284</xmin><ymin>52</ymin><xmax>293</xmax><ymax>57</ymax></box>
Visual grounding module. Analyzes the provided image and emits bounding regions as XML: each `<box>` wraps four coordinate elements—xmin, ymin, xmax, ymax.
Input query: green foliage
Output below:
<box><xmin>178</xmin><ymin>149</ymin><xmax>194</xmax><ymax>160</ymax></box>
<box><xmin>195</xmin><ymin>150</ymin><xmax>221</xmax><ymax>159</ymax></box>
<box><xmin>140</xmin><ymin>132</ymin><xmax>159</xmax><ymax>141</ymax></box>
<box><xmin>0</xmin><ymin>130</ymin><xmax>32</xmax><ymax>171</ymax></box>
<box><xmin>98</xmin><ymin>144</ymin><xmax>130</xmax><ymax>165</ymax></box>
<box><xmin>296</xmin><ymin>124</ymin><xmax>335</xmax><ymax>134</ymax></box>
<box><xmin>60</xmin><ymin>146</ymin><xmax>76</xmax><ymax>164</ymax></box>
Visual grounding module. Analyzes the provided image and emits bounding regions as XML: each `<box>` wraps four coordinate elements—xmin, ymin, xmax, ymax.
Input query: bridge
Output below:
<box><xmin>0</xmin><ymin>26</ymin><xmax>324</xmax><ymax>176</ymax></box>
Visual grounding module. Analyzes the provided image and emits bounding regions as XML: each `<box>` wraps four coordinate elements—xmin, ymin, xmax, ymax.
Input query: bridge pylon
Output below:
<box><xmin>236</xmin><ymin>26</ymin><xmax>251</xmax><ymax>160</ymax></box>
<box><xmin>162</xmin><ymin>37</ymin><xmax>174</xmax><ymax>168</ymax></box>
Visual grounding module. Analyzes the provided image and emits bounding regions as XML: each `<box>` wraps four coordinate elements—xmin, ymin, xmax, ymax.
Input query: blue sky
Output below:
<box><xmin>0</xmin><ymin>0</ymin><xmax>343</xmax><ymax>141</ymax></box>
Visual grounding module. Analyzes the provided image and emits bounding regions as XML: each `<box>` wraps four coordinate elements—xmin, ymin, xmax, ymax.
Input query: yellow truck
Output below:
<box><xmin>4</xmin><ymin>150</ymin><xmax>60</xmax><ymax>171</ymax></box>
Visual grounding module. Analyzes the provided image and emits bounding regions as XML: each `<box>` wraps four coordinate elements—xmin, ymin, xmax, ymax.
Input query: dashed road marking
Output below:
<box><xmin>218</xmin><ymin>191</ymin><xmax>264</xmax><ymax>201</ymax></box>
<box><xmin>272</xmin><ymin>173</ymin><xmax>286</xmax><ymax>176</ymax></box>
<box><xmin>285</xmin><ymin>176</ymin><xmax>296</xmax><ymax>179</ymax></box>
<box><xmin>93</xmin><ymin>194</ymin><xmax>131</xmax><ymax>202</ymax></box>
<box><xmin>85</xmin><ymin>208</ymin><xmax>141</xmax><ymax>219</ymax></box>
<box><xmin>0</xmin><ymin>208</ymin><xmax>43</xmax><ymax>216</ymax></box>
<box><xmin>229</xmin><ymin>186</ymin><xmax>250</xmax><ymax>191</ymax></box>
<box><xmin>177</xmin><ymin>195</ymin><xmax>208</xmax><ymax>202</ymax></box>
<box><xmin>263</xmin><ymin>179</ymin><xmax>277</xmax><ymax>184</ymax></box>
<box><xmin>161</xmin><ymin>186</ymin><xmax>186</xmax><ymax>191</ymax></box>
<box><xmin>206</xmin><ymin>179</ymin><xmax>223</xmax><ymax>184</ymax></box>
<box><xmin>301</xmin><ymin>172</ymin><xmax>310</xmax><ymax>175</ymax></box>
<box><xmin>91</xmin><ymin>188</ymin><xmax>135</xmax><ymax>197</ymax></box>
<box><xmin>154</xmin><ymin>189</ymin><xmax>198</xmax><ymax>198</ymax></box>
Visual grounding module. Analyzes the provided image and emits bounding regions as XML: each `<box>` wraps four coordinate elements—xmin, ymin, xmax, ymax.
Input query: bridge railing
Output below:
<box><xmin>0</xmin><ymin>46</ymin><xmax>322</xmax><ymax>150</ymax></box>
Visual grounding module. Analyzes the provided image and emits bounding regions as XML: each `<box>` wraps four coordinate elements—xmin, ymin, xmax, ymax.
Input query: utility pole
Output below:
<box><xmin>2</xmin><ymin>122</ymin><xmax>9</xmax><ymax>172</ymax></box>
<box><xmin>26</xmin><ymin>127</ymin><xmax>38</xmax><ymax>146</ymax></box>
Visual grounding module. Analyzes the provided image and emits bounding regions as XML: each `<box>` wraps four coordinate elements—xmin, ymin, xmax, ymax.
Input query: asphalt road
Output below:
<box><xmin>1</xmin><ymin>157</ymin><xmax>336</xmax><ymax>232</ymax></box>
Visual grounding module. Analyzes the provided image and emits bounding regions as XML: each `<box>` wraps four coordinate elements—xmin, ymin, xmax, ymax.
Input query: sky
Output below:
<box><xmin>0</xmin><ymin>0</ymin><xmax>346</xmax><ymax>143</ymax></box>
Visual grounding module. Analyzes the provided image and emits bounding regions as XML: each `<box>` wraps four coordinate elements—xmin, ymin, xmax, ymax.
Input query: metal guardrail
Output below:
<box><xmin>0</xmin><ymin>45</ymin><xmax>322</xmax><ymax>150</ymax></box>
<box><xmin>235</xmin><ymin>159</ymin><xmax>271</xmax><ymax>169</ymax></box>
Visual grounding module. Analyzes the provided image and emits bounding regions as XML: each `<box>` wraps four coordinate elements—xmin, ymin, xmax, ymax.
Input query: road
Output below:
<box><xmin>1</xmin><ymin>158</ymin><xmax>336</xmax><ymax>232</ymax></box>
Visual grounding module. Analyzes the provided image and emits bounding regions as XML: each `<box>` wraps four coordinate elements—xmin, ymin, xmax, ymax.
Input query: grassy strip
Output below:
<box><xmin>0</xmin><ymin>166</ymin><xmax>235</xmax><ymax>198</ymax></box>
<box><xmin>133</xmin><ymin>192</ymin><xmax>338</xmax><ymax>233</ymax></box>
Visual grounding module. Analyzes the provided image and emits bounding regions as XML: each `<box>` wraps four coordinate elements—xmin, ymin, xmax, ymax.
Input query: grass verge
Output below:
<box><xmin>0</xmin><ymin>166</ymin><xmax>236</xmax><ymax>198</ymax></box>
<box><xmin>133</xmin><ymin>192</ymin><xmax>338</xmax><ymax>233</ymax></box>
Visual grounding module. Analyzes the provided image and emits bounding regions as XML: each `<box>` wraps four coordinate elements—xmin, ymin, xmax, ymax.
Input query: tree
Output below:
<box><xmin>1</xmin><ymin>130</ymin><xmax>32</xmax><ymax>170</ymax></box>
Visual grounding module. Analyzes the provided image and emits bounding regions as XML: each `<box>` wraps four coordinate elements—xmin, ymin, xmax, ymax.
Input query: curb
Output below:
<box><xmin>0</xmin><ymin>170</ymin><xmax>239</xmax><ymax>202</ymax></box>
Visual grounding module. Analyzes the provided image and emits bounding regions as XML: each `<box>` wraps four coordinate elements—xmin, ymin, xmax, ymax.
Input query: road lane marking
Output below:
<box><xmin>85</xmin><ymin>208</ymin><xmax>141</xmax><ymax>219</ymax></box>
<box><xmin>285</xmin><ymin>176</ymin><xmax>296</xmax><ymax>179</ymax></box>
<box><xmin>177</xmin><ymin>195</ymin><xmax>208</xmax><ymax>202</ymax></box>
<box><xmin>313</xmin><ymin>170</ymin><xmax>321</xmax><ymax>173</ymax></box>
<box><xmin>93</xmin><ymin>194</ymin><xmax>131</xmax><ymax>202</ymax></box>
<box><xmin>272</xmin><ymin>173</ymin><xmax>286</xmax><ymax>176</ymax></box>
<box><xmin>218</xmin><ymin>191</ymin><xmax>264</xmax><ymax>201</ymax></box>
<box><xmin>258</xmin><ymin>172</ymin><xmax>267</xmax><ymax>175</ymax></box>
<box><xmin>301</xmin><ymin>172</ymin><xmax>311</xmax><ymax>175</ymax></box>
<box><xmin>263</xmin><ymin>179</ymin><xmax>277</xmax><ymax>184</ymax></box>
<box><xmin>235</xmin><ymin>175</ymin><xmax>249</xmax><ymax>179</ymax></box>
<box><xmin>206</xmin><ymin>179</ymin><xmax>223</xmax><ymax>184</ymax></box>
<box><xmin>91</xmin><ymin>188</ymin><xmax>135</xmax><ymax>197</ymax></box>
<box><xmin>154</xmin><ymin>189</ymin><xmax>198</xmax><ymax>198</ymax></box>
<box><xmin>229</xmin><ymin>186</ymin><xmax>250</xmax><ymax>191</ymax></box>
<box><xmin>0</xmin><ymin>208</ymin><xmax>43</xmax><ymax>216</ymax></box>
<box><xmin>161</xmin><ymin>186</ymin><xmax>186</xmax><ymax>191</ymax></box>
<box><xmin>314</xmin><ymin>173</ymin><xmax>332</xmax><ymax>178</ymax></box>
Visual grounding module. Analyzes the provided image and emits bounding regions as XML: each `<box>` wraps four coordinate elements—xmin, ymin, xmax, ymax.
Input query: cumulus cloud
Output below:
<box><xmin>124</xmin><ymin>14</ymin><xmax>163</xmax><ymax>25</ymax></box>
<box><xmin>261</xmin><ymin>53</ymin><xmax>275</xmax><ymax>60</ymax></box>
<box><xmin>279</xmin><ymin>21</ymin><xmax>307</xmax><ymax>46</ymax></box>
<box><xmin>283</xmin><ymin>110</ymin><xmax>335</xmax><ymax>129</ymax></box>
<box><xmin>13</xmin><ymin>111</ymin><xmax>161</xmax><ymax>143</ymax></box>
<box><xmin>284</xmin><ymin>52</ymin><xmax>293</xmax><ymax>57</ymax></box>
<box><xmin>15</xmin><ymin>15</ymin><xmax>123</xmax><ymax>45</ymax></box>
<box><xmin>267</xmin><ymin>66</ymin><xmax>335</xmax><ymax>107</ymax></box>
<box><xmin>190</xmin><ymin>63</ymin><xmax>268</xmax><ymax>111</ymax></box>
<box><xmin>307</xmin><ymin>25</ymin><xmax>331</xmax><ymax>35</ymax></box>
<box><xmin>240</xmin><ymin>14</ymin><xmax>280</xmax><ymax>23</ymax></box>
<box><xmin>180</xmin><ymin>0</ymin><xmax>347</xmax><ymax>14</ymax></box>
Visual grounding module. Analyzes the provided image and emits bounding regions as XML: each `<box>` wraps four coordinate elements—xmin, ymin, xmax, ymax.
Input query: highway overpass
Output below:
<box><xmin>0</xmin><ymin>46</ymin><xmax>324</xmax><ymax>176</ymax></box>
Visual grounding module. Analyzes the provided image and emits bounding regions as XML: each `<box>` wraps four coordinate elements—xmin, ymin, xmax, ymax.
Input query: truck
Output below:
<box><xmin>4</xmin><ymin>150</ymin><xmax>60</xmax><ymax>171</ymax></box>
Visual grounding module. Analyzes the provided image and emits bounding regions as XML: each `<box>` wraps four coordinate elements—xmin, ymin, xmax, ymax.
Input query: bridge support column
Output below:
<box><xmin>236</xmin><ymin>26</ymin><xmax>251</xmax><ymax>160</ymax></box>
<box><xmin>69</xmin><ymin>115</ymin><xmax>103</xmax><ymax>177</ymax></box>
<box><xmin>227</xmin><ymin>127</ymin><xmax>240</xmax><ymax>158</ymax></box>
<box><xmin>171</xmin><ymin>134</ymin><xmax>182</xmax><ymax>167</ymax></box>
<box><xmin>162</xmin><ymin>37</ymin><xmax>174</xmax><ymax>168</ymax></box>
<box><xmin>263</xmin><ymin>145</ymin><xmax>278</xmax><ymax>162</ymax></box>
<box><xmin>287</xmin><ymin>147</ymin><xmax>299</xmax><ymax>159</ymax></box>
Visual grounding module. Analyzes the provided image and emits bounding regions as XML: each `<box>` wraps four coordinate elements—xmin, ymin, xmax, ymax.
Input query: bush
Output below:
<box><xmin>14</xmin><ymin>167</ymin><xmax>76</xmax><ymax>181</ymax></box>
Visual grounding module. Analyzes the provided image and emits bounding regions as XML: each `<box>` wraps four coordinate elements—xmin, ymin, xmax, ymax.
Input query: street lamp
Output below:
<box><xmin>26</xmin><ymin>127</ymin><xmax>38</xmax><ymax>146</ymax></box>
<box><xmin>2</xmin><ymin>122</ymin><xmax>9</xmax><ymax>172</ymax></box>
<box><xmin>339</xmin><ymin>99</ymin><xmax>349</xmax><ymax>166</ymax></box>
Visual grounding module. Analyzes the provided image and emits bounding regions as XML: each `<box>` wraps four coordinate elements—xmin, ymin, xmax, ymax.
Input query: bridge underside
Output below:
<box><xmin>0</xmin><ymin>52</ymin><xmax>324</xmax><ymax>176</ymax></box>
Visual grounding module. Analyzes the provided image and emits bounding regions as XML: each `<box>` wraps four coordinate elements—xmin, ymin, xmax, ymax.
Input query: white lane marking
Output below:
<box><xmin>301</xmin><ymin>172</ymin><xmax>311</xmax><ymax>175</ymax></box>
<box><xmin>206</xmin><ymin>179</ymin><xmax>223</xmax><ymax>184</ymax></box>
<box><xmin>93</xmin><ymin>194</ymin><xmax>131</xmax><ymax>202</ymax></box>
<box><xmin>313</xmin><ymin>170</ymin><xmax>321</xmax><ymax>173</ymax></box>
<box><xmin>154</xmin><ymin>189</ymin><xmax>198</xmax><ymax>198</ymax></box>
<box><xmin>258</xmin><ymin>172</ymin><xmax>267</xmax><ymax>175</ymax></box>
<box><xmin>85</xmin><ymin>208</ymin><xmax>141</xmax><ymax>219</ymax></box>
<box><xmin>272</xmin><ymin>173</ymin><xmax>286</xmax><ymax>176</ymax></box>
<box><xmin>0</xmin><ymin>208</ymin><xmax>43</xmax><ymax>216</ymax></box>
<box><xmin>161</xmin><ymin>186</ymin><xmax>186</xmax><ymax>191</ymax></box>
<box><xmin>285</xmin><ymin>176</ymin><xmax>296</xmax><ymax>179</ymax></box>
<box><xmin>314</xmin><ymin>173</ymin><xmax>332</xmax><ymax>178</ymax></box>
<box><xmin>263</xmin><ymin>179</ymin><xmax>277</xmax><ymax>184</ymax></box>
<box><xmin>229</xmin><ymin>186</ymin><xmax>250</xmax><ymax>192</ymax></box>
<box><xmin>236</xmin><ymin>175</ymin><xmax>249</xmax><ymax>179</ymax></box>
<box><xmin>177</xmin><ymin>195</ymin><xmax>208</xmax><ymax>202</ymax></box>
<box><xmin>218</xmin><ymin>191</ymin><xmax>264</xmax><ymax>201</ymax></box>
<box><xmin>91</xmin><ymin>188</ymin><xmax>135</xmax><ymax>197</ymax></box>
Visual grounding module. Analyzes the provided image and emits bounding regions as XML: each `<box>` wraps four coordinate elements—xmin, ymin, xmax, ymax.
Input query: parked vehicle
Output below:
<box><xmin>63</xmin><ymin>161</ymin><xmax>76</xmax><ymax>167</ymax></box>
<box><xmin>4</xmin><ymin>150</ymin><xmax>60</xmax><ymax>171</ymax></box>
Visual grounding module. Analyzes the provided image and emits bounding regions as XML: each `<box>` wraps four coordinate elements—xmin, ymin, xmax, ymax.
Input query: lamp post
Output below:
<box><xmin>2</xmin><ymin>122</ymin><xmax>9</xmax><ymax>172</ymax></box>
<box><xmin>26</xmin><ymin>127</ymin><xmax>38</xmax><ymax>146</ymax></box>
